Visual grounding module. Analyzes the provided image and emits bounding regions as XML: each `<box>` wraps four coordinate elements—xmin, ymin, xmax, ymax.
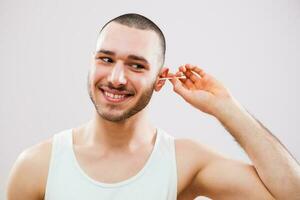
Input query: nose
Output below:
<box><xmin>108</xmin><ymin>61</ymin><xmax>127</xmax><ymax>87</ymax></box>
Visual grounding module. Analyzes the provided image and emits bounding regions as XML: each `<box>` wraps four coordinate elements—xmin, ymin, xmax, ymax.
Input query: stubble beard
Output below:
<box><xmin>87</xmin><ymin>75</ymin><xmax>155</xmax><ymax>122</ymax></box>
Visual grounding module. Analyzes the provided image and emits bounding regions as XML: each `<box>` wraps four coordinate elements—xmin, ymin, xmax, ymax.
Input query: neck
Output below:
<box><xmin>79</xmin><ymin>109</ymin><xmax>156</xmax><ymax>150</ymax></box>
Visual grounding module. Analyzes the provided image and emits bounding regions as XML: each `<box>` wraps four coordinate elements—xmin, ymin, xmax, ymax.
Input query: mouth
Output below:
<box><xmin>98</xmin><ymin>86</ymin><xmax>134</xmax><ymax>103</ymax></box>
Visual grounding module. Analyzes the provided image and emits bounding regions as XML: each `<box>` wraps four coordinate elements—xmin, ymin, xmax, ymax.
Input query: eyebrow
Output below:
<box><xmin>96</xmin><ymin>49</ymin><xmax>149</xmax><ymax>64</ymax></box>
<box><xmin>96</xmin><ymin>49</ymin><xmax>115</xmax><ymax>55</ymax></box>
<box><xmin>127</xmin><ymin>55</ymin><xmax>148</xmax><ymax>64</ymax></box>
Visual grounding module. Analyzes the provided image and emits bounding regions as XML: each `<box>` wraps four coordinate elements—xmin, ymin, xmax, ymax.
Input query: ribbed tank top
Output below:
<box><xmin>44</xmin><ymin>128</ymin><xmax>178</xmax><ymax>200</ymax></box>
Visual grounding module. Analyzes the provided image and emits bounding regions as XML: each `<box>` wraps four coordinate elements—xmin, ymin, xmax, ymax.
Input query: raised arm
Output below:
<box><xmin>168</xmin><ymin>64</ymin><xmax>300</xmax><ymax>199</ymax></box>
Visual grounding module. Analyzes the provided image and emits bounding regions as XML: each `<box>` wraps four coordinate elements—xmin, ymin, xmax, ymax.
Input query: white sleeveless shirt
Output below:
<box><xmin>44</xmin><ymin>128</ymin><xmax>178</xmax><ymax>200</ymax></box>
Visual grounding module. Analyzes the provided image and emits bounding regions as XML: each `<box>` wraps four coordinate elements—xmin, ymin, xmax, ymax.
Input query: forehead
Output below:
<box><xmin>96</xmin><ymin>22</ymin><xmax>160</xmax><ymax>63</ymax></box>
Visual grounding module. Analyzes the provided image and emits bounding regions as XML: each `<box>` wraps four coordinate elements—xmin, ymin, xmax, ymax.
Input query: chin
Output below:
<box><xmin>99</xmin><ymin>111</ymin><xmax>130</xmax><ymax>122</ymax></box>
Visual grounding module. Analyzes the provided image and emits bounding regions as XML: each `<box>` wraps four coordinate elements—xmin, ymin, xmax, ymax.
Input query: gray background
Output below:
<box><xmin>1</xmin><ymin>0</ymin><xmax>299</xmax><ymax>199</ymax></box>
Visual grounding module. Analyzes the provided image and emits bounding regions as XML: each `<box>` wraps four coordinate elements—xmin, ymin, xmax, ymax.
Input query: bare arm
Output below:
<box><xmin>213</xmin><ymin>99</ymin><xmax>300</xmax><ymax>199</ymax></box>
<box><xmin>177</xmin><ymin>139</ymin><xmax>276</xmax><ymax>200</ymax></box>
<box><xmin>6</xmin><ymin>140</ymin><xmax>52</xmax><ymax>200</ymax></box>
<box><xmin>167</xmin><ymin>64</ymin><xmax>300</xmax><ymax>199</ymax></box>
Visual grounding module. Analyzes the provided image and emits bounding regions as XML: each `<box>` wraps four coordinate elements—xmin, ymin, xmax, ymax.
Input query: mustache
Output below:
<box><xmin>98</xmin><ymin>82</ymin><xmax>135</xmax><ymax>94</ymax></box>
<box><xmin>107</xmin><ymin>82</ymin><xmax>126</xmax><ymax>91</ymax></box>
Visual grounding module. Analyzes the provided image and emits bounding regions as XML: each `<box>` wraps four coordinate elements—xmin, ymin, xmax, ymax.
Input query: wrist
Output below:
<box><xmin>213</xmin><ymin>97</ymin><xmax>245</xmax><ymax>123</ymax></box>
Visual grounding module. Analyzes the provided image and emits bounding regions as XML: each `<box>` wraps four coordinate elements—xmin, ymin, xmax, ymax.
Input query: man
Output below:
<box><xmin>6</xmin><ymin>13</ymin><xmax>300</xmax><ymax>200</ymax></box>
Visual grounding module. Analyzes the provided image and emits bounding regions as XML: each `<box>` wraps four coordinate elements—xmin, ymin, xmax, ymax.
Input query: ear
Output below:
<box><xmin>154</xmin><ymin>67</ymin><xmax>169</xmax><ymax>92</ymax></box>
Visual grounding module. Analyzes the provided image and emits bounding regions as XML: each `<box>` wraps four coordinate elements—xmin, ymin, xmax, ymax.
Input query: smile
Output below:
<box><xmin>98</xmin><ymin>86</ymin><xmax>134</xmax><ymax>103</ymax></box>
<box><xmin>104</xmin><ymin>91</ymin><xmax>126</xmax><ymax>99</ymax></box>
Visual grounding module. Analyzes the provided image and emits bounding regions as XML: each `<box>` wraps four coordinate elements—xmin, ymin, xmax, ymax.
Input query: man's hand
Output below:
<box><xmin>168</xmin><ymin>63</ymin><xmax>300</xmax><ymax>199</ymax></box>
<box><xmin>168</xmin><ymin>64</ymin><xmax>236</xmax><ymax>117</ymax></box>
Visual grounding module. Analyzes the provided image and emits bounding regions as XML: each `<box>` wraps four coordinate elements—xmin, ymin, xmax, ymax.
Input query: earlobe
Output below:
<box><xmin>154</xmin><ymin>67</ymin><xmax>169</xmax><ymax>92</ymax></box>
<box><xmin>154</xmin><ymin>79</ymin><xmax>166</xmax><ymax>92</ymax></box>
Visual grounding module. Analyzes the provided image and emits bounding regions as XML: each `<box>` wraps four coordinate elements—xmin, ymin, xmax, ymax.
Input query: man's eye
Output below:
<box><xmin>97</xmin><ymin>57</ymin><xmax>113</xmax><ymax>63</ymax></box>
<box><xmin>131</xmin><ymin>63</ymin><xmax>145</xmax><ymax>70</ymax></box>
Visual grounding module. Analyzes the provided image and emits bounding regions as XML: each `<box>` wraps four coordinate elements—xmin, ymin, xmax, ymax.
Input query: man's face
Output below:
<box><xmin>88</xmin><ymin>22</ymin><xmax>163</xmax><ymax>122</ymax></box>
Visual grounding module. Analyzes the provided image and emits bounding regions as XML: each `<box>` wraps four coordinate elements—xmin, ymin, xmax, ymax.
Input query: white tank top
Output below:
<box><xmin>44</xmin><ymin>128</ymin><xmax>178</xmax><ymax>200</ymax></box>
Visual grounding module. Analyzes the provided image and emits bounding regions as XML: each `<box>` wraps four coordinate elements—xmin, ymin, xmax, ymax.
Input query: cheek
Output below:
<box><xmin>130</xmin><ymin>75</ymin><xmax>154</xmax><ymax>92</ymax></box>
<box><xmin>91</xmin><ymin>67</ymin><xmax>108</xmax><ymax>85</ymax></box>
<box><xmin>87</xmin><ymin>70</ymin><xmax>103</xmax><ymax>95</ymax></box>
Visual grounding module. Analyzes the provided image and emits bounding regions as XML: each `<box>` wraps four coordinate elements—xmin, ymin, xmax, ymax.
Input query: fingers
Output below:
<box><xmin>181</xmin><ymin>64</ymin><xmax>205</xmax><ymax>78</ymax></box>
<box><xmin>178</xmin><ymin>64</ymin><xmax>205</xmax><ymax>85</ymax></box>
<box><xmin>185</xmin><ymin>70</ymin><xmax>200</xmax><ymax>83</ymax></box>
<box><xmin>168</xmin><ymin>73</ymin><xmax>189</xmax><ymax>96</ymax></box>
<box><xmin>168</xmin><ymin>64</ymin><xmax>205</xmax><ymax>91</ymax></box>
<box><xmin>176</xmin><ymin>70</ymin><xmax>195</xmax><ymax>90</ymax></box>
<box><xmin>185</xmin><ymin>64</ymin><xmax>206</xmax><ymax>77</ymax></box>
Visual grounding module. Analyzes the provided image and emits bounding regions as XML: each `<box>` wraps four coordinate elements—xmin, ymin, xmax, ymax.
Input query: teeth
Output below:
<box><xmin>104</xmin><ymin>91</ymin><xmax>126</xmax><ymax>100</ymax></box>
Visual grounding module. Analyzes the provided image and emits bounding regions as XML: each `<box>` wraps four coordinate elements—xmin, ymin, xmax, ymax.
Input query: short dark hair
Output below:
<box><xmin>97</xmin><ymin>13</ymin><xmax>166</xmax><ymax>67</ymax></box>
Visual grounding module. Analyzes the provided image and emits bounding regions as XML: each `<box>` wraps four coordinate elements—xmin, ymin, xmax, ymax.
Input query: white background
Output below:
<box><xmin>1</xmin><ymin>0</ymin><xmax>299</xmax><ymax>199</ymax></box>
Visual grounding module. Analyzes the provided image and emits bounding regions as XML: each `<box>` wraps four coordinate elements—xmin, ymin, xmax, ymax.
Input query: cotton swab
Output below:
<box><xmin>159</xmin><ymin>70</ymin><xmax>202</xmax><ymax>80</ymax></box>
<box><xmin>159</xmin><ymin>76</ymin><xmax>186</xmax><ymax>80</ymax></box>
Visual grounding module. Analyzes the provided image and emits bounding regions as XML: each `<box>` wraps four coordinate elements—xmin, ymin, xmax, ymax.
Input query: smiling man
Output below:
<box><xmin>6</xmin><ymin>13</ymin><xmax>300</xmax><ymax>200</ymax></box>
<box><xmin>89</xmin><ymin>19</ymin><xmax>163</xmax><ymax>122</ymax></box>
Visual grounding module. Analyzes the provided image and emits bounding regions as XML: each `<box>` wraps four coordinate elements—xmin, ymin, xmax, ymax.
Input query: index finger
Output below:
<box><xmin>185</xmin><ymin>65</ymin><xmax>206</xmax><ymax>77</ymax></box>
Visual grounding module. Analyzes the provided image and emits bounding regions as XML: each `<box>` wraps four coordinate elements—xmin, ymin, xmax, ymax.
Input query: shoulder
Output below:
<box><xmin>19</xmin><ymin>137</ymin><xmax>53</xmax><ymax>173</ymax></box>
<box><xmin>19</xmin><ymin>137</ymin><xmax>53</xmax><ymax>164</ymax></box>
<box><xmin>6</xmin><ymin>137</ymin><xmax>53</xmax><ymax>200</ymax></box>
<box><xmin>174</xmin><ymin>137</ymin><xmax>227</xmax><ymax>197</ymax></box>
<box><xmin>174</xmin><ymin>137</ymin><xmax>227</xmax><ymax>168</ymax></box>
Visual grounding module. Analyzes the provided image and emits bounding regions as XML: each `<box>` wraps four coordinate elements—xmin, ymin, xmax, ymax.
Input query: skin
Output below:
<box><xmin>6</xmin><ymin>22</ymin><xmax>300</xmax><ymax>200</ymax></box>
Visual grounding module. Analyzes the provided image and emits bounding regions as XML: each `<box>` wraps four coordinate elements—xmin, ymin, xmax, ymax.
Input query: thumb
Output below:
<box><xmin>168</xmin><ymin>76</ymin><xmax>190</xmax><ymax>99</ymax></box>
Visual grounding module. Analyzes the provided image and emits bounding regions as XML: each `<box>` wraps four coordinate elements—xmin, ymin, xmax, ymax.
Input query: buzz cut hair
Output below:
<box><xmin>97</xmin><ymin>13</ymin><xmax>166</xmax><ymax>67</ymax></box>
